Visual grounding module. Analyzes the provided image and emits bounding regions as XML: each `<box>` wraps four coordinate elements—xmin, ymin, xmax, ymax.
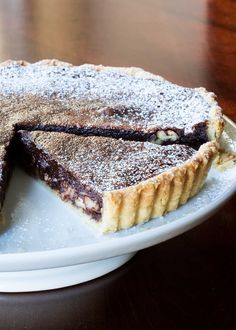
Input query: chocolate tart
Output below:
<box><xmin>18</xmin><ymin>131</ymin><xmax>217</xmax><ymax>233</ymax></box>
<box><xmin>0</xmin><ymin>59</ymin><xmax>223</xmax><ymax>231</ymax></box>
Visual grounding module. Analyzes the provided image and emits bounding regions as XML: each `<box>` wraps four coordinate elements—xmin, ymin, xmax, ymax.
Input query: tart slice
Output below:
<box><xmin>18</xmin><ymin>130</ymin><xmax>217</xmax><ymax>233</ymax></box>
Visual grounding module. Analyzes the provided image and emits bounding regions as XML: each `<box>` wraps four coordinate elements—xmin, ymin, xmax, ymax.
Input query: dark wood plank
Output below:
<box><xmin>0</xmin><ymin>0</ymin><xmax>235</xmax><ymax>114</ymax></box>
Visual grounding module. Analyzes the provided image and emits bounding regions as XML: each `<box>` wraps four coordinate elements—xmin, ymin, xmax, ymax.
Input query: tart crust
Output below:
<box><xmin>100</xmin><ymin>141</ymin><xmax>217</xmax><ymax>232</ymax></box>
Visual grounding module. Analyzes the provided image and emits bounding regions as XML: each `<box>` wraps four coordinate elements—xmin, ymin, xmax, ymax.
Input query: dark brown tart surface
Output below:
<box><xmin>18</xmin><ymin>130</ymin><xmax>197</xmax><ymax>222</ymax></box>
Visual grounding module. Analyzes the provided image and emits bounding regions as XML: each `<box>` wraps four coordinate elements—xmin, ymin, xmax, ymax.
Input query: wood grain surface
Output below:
<box><xmin>0</xmin><ymin>0</ymin><xmax>235</xmax><ymax>329</ymax></box>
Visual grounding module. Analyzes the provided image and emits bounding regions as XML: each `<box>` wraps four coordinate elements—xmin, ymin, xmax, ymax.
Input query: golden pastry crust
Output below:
<box><xmin>101</xmin><ymin>141</ymin><xmax>218</xmax><ymax>233</ymax></box>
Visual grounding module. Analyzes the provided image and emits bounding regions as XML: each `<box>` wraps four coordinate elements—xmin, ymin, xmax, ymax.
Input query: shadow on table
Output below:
<box><xmin>0</xmin><ymin>255</ymin><xmax>137</xmax><ymax>330</ymax></box>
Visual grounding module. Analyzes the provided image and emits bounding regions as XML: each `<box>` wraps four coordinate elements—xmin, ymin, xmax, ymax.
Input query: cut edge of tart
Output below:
<box><xmin>0</xmin><ymin>142</ymin><xmax>13</xmax><ymax>211</ymax></box>
<box><xmin>18</xmin><ymin>130</ymin><xmax>218</xmax><ymax>233</ymax></box>
<box><xmin>0</xmin><ymin>145</ymin><xmax>7</xmax><ymax>209</ymax></box>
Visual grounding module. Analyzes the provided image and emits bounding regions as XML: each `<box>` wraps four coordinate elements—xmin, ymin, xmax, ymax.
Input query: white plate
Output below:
<box><xmin>0</xmin><ymin>116</ymin><xmax>236</xmax><ymax>292</ymax></box>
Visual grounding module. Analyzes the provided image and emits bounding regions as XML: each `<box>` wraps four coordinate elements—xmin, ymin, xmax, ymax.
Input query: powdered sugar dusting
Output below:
<box><xmin>0</xmin><ymin>63</ymin><xmax>213</xmax><ymax>132</ymax></box>
<box><xmin>26</xmin><ymin>131</ymin><xmax>196</xmax><ymax>192</ymax></box>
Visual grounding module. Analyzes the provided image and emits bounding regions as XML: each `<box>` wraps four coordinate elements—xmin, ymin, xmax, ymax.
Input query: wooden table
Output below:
<box><xmin>0</xmin><ymin>0</ymin><xmax>236</xmax><ymax>329</ymax></box>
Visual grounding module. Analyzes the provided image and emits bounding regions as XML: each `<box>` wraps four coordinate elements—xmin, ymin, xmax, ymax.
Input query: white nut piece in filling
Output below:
<box><xmin>84</xmin><ymin>196</ymin><xmax>99</xmax><ymax>211</ymax></box>
<box><xmin>155</xmin><ymin>130</ymin><xmax>179</xmax><ymax>144</ymax></box>
<box><xmin>75</xmin><ymin>196</ymin><xmax>99</xmax><ymax>211</ymax></box>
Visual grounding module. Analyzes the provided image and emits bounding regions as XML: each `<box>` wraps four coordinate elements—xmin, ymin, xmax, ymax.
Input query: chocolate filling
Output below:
<box><xmin>17</xmin><ymin>120</ymin><xmax>208</xmax><ymax>149</ymax></box>
<box><xmin>16</xmin><ymin>132</ymin><xmax>103</xmax><ymax>221</ymax></box>
<box><xmin>0</xmin><ymin>142</ymin><xmax>14</xmax><ymax>209</ymax></box>
<box><xmin>179</xmin><ymin>122</ymin><xmax>209</xmax><ymax>147</ymax></box>
<box><xmin>0</xmin><ymin>161</ymin><xmax>9</xmax><ymax>208</ymax></box>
